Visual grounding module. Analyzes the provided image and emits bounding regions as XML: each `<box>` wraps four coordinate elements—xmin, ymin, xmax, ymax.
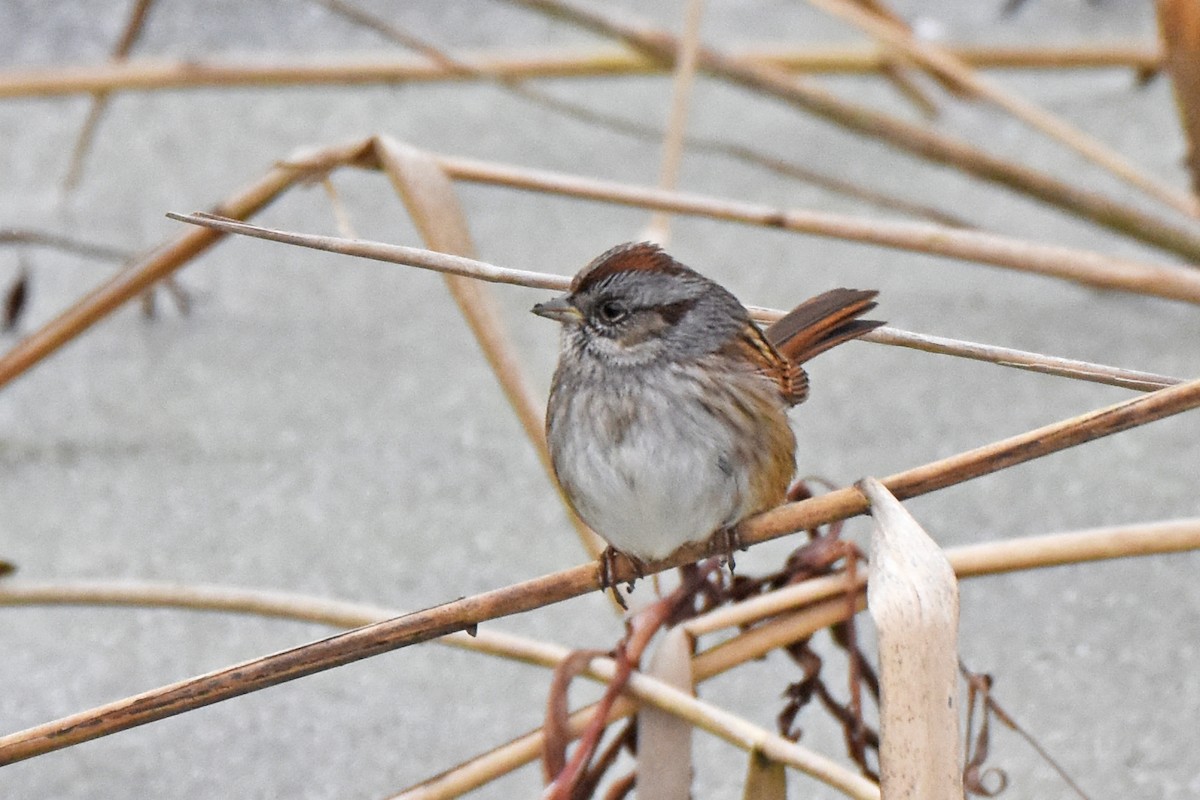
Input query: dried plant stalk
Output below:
<box><xmin>742</xmin><ymin>752</ymin><xmax>788</xmax><ymax>800</ymax></box>
<box><xmin>9</xmin><ymin>134</ymin><xmax>1189</xmax><ymax>390</ymax></box>
<box><xmin>388</xmin><ymin>515</ymin><xmax>1200</xmax><ymax>794</ymax></box>
<box><xmin>506</xmin><ymin>0</ymin><xmax>1200</xmax><ymax>260</ymax></box>
<box><xmin>637</xmin><ymin>626</ymin><xmax>695</xmax><ymax>800</ymax></box>
<box><xmin>1156</xmin><ymin>0</ymin><xmax>1200</xmax><ymax>196</ymax></box>
<box><xmin>320</xmin><ymin>0</ymin><xmax>964</xmax><ymax>227</ymax></box>
<box><xmin>0</xmin><ymin>43</ymin><xmax>1163</xmax><ymax>100</ymax></box>
<box><xmin>641</xmin><ymin>0</ymin><xmax>705</xmax><ymax>244</ymax></box>
<box><xmin>163</xmin><ymin>215</ymin><xmax>1186</xmax><ymax>392</ymax></box>
<box><xmin>3</xmin><ymin>518</ymin><xmax>1196</xmax><ymax>794</ymax></box>
<box><xmin>373</xmin><ymin>137</ymin><xmax>604</xmax><ymax>560</ymax></box>
<box><xmin>429</xmin><ymin>156</ymin><xmax>1200</xmax><ymax>303</ymax></box>
<box><xmin>0</xmin><ymin>228</ymin><xmax>133</xmax><ymax>261</ymax></box>
<box><xmin>857</xmin><ymin>325</ymin><xmax>1180</xmax><ymax>392</ymax></box>
<box><xmin>4</xmin><ymin>363</ymin><xmax>1199</xmax><ymax>762</ymax></box>
<box><xmin>192</xmin><ymin>150</ymin><xmax>1200</xmax><ymax>304</ymax></box>
<box><xmin>861</xmin><ymin>478</ymin><xmax>961</xmax><ymax>799</ymax></box>
<box><xmin>811</xmin><ymin>0</ymin><xmax>1199</xmax><ymax>218</ymax></box>
<box><xmin>6</xmin><ymin>125</ymin><xmax>1195</xmax><ymax>388</ymax></box>
<box><xmin>0</xmin><ymin>136</ymin><xmax>377</xmax><ymax>390</ymax></box>
<box><xmin>62</xmin><ymin>0</ymin><xmax>157</xmax><ymax>188</ymax></box>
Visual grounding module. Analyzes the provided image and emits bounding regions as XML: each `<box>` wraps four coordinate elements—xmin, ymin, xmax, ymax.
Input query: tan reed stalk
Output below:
<box><xmin>317</xmin><ymin>0</ymin><xmax>968</xmax><ymax>226</ymax></box>
<box><xmin>428</xmin><ymin>155</ymin><xmax>1200</xmax><ymax>303</ymax></box>
<box><xmin>0</xmin><ymin>136</ymin><xmax>379</xmax><ymax>391</ymax></box>
<box><xmin>861</xmin><ymin>478</ymin><xmax>962</xmax><ymax>799</ymax></box>
<box><xmin>504</xmin><ymin>0</ymin><xmax>1200</xmax><ymax>260</ymax></box>
<box><xmin>0</xmin><ymin>43</ymin><xmax>1163</xmax><ymax>100</ymax></box>
<box><xmin>641</xmin><ymin>0</ymin><xmax>705</xmax><ymax>244</ymax></box>
<box><xmin>373</xmin><ymin>137</ymin><xmax>606</xmax><ymax>561</ymax></box>
<box><xmin>8</xmin><ymin>136</ymin><xmax>1192</xmax><ymax>389</ymax></box>
<box><xmin>407</xmin><ymin>515</ymin><xmax>1199</xmax><ymax>796</ymax></box>
<box><xmin>62</xmin><ymin>0</ymin><xmax>157</xmax><ymax>189</ymax></box>
<box><xmin>159</xmin><ymin>214</ymin><xmax>1189</xmax><ymax>395</ymax></box>
<box><xmin>3</xmin><ymin>518</ymin><xmax>1195</xmax><ymax>794</ymax></box>
<box><xmin>1</xmin><ymin>366</ymin><xmax>1198</xmax><ymax>765</ymax></box>
<box><xmin>809</xmin><ymin>0</ymin><xmax>1200</xmax><ymax>218</ymax></box>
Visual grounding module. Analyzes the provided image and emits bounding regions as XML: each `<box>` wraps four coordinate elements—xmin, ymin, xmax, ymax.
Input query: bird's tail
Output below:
<box><xmin>766</xmin><ymin>288</ymin><xmax>883</xmax><ymax>365</ymax></box>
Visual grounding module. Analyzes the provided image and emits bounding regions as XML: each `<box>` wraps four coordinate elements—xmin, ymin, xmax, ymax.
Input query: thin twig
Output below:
<box><xmin>821</xmin><ymin>323</ymin><xmax>1181</xmax><ymax>392</ymax></box>
<box><xmin>372</xmin><ymin>137</ymin><xmax>606</xmax><ymax>562</ymax></box>
<box><xmin>642</xmin><ymin>0</ymin><xmax>705</xmax><ymax>243</ymax></box>
<box><xmin>62</xmin><ymin>0</ymin><xmax>157</xmax><ymax>189</ymax></box>
<box><xmin>427</xmin><ymin>154</ymin><xmax>1200</xmax><ymax>303</ymax></box>
<box><xmin>319</xmin><ymin>0</ymin><xmax>968</xmax><ymax>228</ymax></box>
<box><xmin>0</xmin><ymin>43</ymin><xmax>1163</xmax><ymax>100</ymax></box>
<box><xmin>161</xmin><ymin>214</ymin><xmax>1187</xmax><ymax>392</ymax></box>
<box><xmin>807</xmin><ymin>0</ymin><xmax>1200</xmax><ymax>218</ymax></box>
<box><xmin>0</xmin><ymin>136</ymin><xmax>380</xmax><ymax>391</ymax></box>
<box><xmin>0</xmin><ymin>228</ymin><xmax>133</xmax><ymax>262</ymax></box>
<box><xmin>2</xmin><ymin>369</ymin><xmax>1198</xmax><ymax>765</ymax></box>
<box><xmin>504</xmin><ymin>0</ymin><xmax>1200</xmax><ymax>261</ymax></box>
<box><xmin>390</xmin><ymin>515</ymin><xmax>1200</xmax><ymax>796</ymax></box>
<box><xmin>4</xmin><ymin>518</ymin><xmax>1195</xmax><ymax>795</ymax></box>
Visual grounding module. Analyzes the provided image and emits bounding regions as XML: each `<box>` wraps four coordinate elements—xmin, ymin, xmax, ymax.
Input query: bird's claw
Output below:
<box><xmin>598</xmin><ymin>547</ymin><xmax>645</xmax><ymax>609</ymax></box>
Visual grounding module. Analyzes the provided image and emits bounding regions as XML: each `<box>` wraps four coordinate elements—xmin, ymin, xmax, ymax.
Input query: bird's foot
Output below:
<box><xmin>598</xmin><ymin>546</ymin><xmax>645</xmax><ymax>610</ymax></box>
<box><xmin>713</xmin><ymin>526</ymin><xmax>746</xmax><ymax>575</ymax></box>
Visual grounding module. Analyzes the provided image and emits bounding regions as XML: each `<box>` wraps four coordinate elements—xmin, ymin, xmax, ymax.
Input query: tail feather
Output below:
<box><xmin>766</xmin><ymin>288</ymin><xmax>883</xmax><ymax>365</ymax></box>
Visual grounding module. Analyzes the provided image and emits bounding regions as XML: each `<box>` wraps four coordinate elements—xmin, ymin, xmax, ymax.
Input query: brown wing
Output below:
<box><xmin>766</xmin><ymin>289</ymin><xmax>883</xmax><ymax>366</ymax></box>
<box><xmin>721</xmin><ymin>323</ymin><xmax>809</xmax><ymax>406</ymax></box>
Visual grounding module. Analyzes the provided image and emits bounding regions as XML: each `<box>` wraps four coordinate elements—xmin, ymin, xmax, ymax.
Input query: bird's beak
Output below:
<box><xmin>531</xmin><ymin>295</ymin><xmax>582</xmax><ymax>324</ymax></box>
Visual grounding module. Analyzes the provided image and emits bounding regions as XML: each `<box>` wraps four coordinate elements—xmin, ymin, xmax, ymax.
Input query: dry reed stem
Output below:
<box><xmin>372</xmin><ymin>509</ymin><xmax>1200</xmax><ymax>797</ymax></box>
<box><xmin>810</xmin><ymin>0</ymin><xmax>1200</xmax><ymax>218</ymax></box>
<box><xmin>372</xmin><ymin>137</ymin><xmax>604</xmax><ymax>562</ymax></box>
<box><xmin>0</xmin><ymin>43</ymin><xmax>1162</xmax><ymax>100</ymax></box>
<box><xmin>159</xmin><ymin>215</ymin><xmax>1186</xmax><ymax>392</ymax></box>
<box><xmin>0</xmin><ymin>228</ymin><xmax>133</xmax><ymax>262</ymax></box>
<box><xmin>4</xmin><ymin>135</ymin><xmax>1194</xmax><ymax>391</ymax></box>
<box><xmin>637</xmin><ymin>625</ymin><xmax>695</xmax><ymax>800</ymax></box>
<box><xmin>4</xmin><ymin>534</ymin><xmax>1191</xmax><ymax>666</ymax></box>
<box><xmin>1156</xmin><ymin>0</ymin><xmax>1200</xmax><ymax>197</ymax></box>
<box><xmin>861</xmin><ymin>478</ymin><xmax>961</xmax><ymax>799</ymax></box>
<box><xmin>319</xmin><ymin>1</ymin><xmax>965</xmax><ymax>228</ymax></box>
<box><xmin>397</xmin><ymin>514</ymin><xmax>1200</xmax><ymax>794</ymax></box>
<box><xmin>505</xmin><ymin>0</ymin><xmax>1200</xmax><ymax>260</ymax></box>
<box><xmin>856</xmin><ymin>325</ymin><xmax>1179</xmax><ymax>392</ymax></box>
<box><xmin>429</xmin><ymin>155</ymin><xmax>1200</xmax><ymax>303</ymax></box>
<box><xmin>326</xmin><ymin>0</ymin><xmax>966</xmax><ymax>234</ymax></box>
<box><xmin>489</xmin><ymin>516</ymin><xmax>1200</xmax><ymax>794</ymax></box>
<box><xmin>0</xmin><ymin>582</ymin><xmax>875</xmax><ymax>799</ymax></box>
<box><xmin>4</xmin><ymin>518</ymin><xmax>1196</xmax><ymax>794</ymax></box>
<box><xmin>685</xmin><ymin>139</ymin><xmax>971</xmax><ymax>227</ymax></box>
<box><xmin>226</xmin><ymin>147</ymin><xmax>1200</xmax><ymax>305</ymax></box>
<box><xmin>0</xmin><ymin>136</ymin><xmax>377</xmax><ymax>391</ymax></box>
<box><xmin>612</xmin><ymin>670</ymin><xmax>881</xmax><ymax>800</ymax></box>
<box><xmin>2</xmin><ymin>364</ymin><xmax>1198</xmax><ymax>765</ymax></box>
<box><xmin>641</xmin><ymin>0</ymin><xmax>705</xmax><ymax>245</ymax></box>
<box><xmin>61</xmin><ymin>0</ymin><xmax>157</xmax><ymax>189</ymax></box>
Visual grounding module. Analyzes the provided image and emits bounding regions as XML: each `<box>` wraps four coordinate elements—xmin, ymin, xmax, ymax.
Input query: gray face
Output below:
<box><xmin>563</xmin><ymin>268</ymin><xmax>749</xmax><ymax>367</ymax></box>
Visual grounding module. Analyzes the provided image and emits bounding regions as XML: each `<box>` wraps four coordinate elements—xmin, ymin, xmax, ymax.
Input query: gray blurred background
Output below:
<box><xmin>1</xmin><ymin>1</ymin><xmax>1198</xmax><ymax>797</ymax></box>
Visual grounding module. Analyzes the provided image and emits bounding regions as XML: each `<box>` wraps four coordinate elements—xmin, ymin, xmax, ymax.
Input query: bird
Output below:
<box><xmin>533</xmin><ymin>241</ymin><xmax>881</xmax><ymax>588</ymax></box>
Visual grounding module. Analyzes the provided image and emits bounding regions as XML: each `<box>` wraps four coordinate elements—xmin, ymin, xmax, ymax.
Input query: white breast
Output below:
<box><xmin>548</xmin><ymin>365</ymin><xmax>784</xmax><ymax>562</ymax></box>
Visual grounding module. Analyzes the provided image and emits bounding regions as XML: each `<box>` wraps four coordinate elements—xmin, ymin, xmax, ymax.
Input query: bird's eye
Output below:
<box><xmin>596</xmin><ymin>300</ymin><xmax>628</xmax><ymax>324</ymax></box>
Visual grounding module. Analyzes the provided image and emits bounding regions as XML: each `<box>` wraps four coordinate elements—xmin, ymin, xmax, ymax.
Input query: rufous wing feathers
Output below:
<box><xmin>765</xmin><ymin>288</ymin><xmax>882</xmax><ymax>366</ymax></box>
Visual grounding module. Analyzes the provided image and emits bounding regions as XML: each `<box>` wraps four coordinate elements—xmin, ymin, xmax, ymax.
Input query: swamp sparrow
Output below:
<box><xmin>534</xmin><ymin>242</ymin><xmax>880</xmax><ymax>578</ymax></box>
